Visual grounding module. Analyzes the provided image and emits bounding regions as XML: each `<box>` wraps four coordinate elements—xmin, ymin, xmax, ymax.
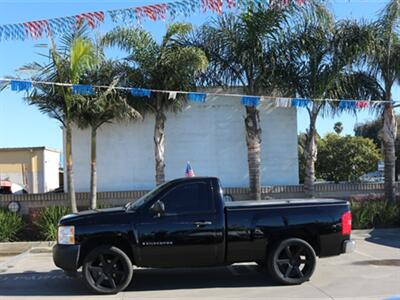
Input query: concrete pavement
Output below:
<box><xmin>0</xmin><ymin>229</ymin><xmax>399</xmax><ymax>299</ymax></box>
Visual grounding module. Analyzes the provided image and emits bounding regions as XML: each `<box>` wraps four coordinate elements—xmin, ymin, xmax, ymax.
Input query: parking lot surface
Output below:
<box><xmin>0</xmin><ymin>229</ymin><xmax>399</xmax><ymax>300</ymax></box>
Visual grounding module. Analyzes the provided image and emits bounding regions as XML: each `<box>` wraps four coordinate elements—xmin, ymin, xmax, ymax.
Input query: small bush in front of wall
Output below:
<box><xmin>0</xmin><ymin>209</ymin><xmax>24</xmax><ymax>242</ymax></box>
<box><xmin>97</xmin><ymin>203</ymin><xmax>113</xmax><ymax>209</ymax></box>
<box><xmin>35</xmin><ymin>206</ymin><xmax>70</xmax><ymax>241</ymax></box>
<box><xmin>350</xmin><ymin>194</ymin><xmax>400</xmax><ymax>229</ymax></box>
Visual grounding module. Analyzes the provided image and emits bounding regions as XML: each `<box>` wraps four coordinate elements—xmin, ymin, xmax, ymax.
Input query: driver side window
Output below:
<box><xmin>161</xmin><ymin>182</ymin><xmax>213</xmax><ymax>215</ymax></box>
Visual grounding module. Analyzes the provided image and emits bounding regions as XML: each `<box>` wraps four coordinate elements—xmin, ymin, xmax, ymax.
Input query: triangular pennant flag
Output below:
<box><xmin>131</xmin><ymin>88</ymin><xmax>151</xmax><ymax>98</ymax></box>
<box><xmin>11</xmin><ymin>80</ymin><xmax>32</xmax><ymax>92</ymax></box>
<box><xmin>72</xmin><ymin>84</ymin><xmax>95</xmax><ymax>95</ymax></box>
<box><xmin>241</xmin><ymin>96</ymin><xmax>260</xmax><ymax>107</ymax></box>
<box><xmin>291</xmin><ymin>98</ymin><xmax>310</xmax><ymax>108</ymax></box>
<box><xmin>168</xmin><ymin>92</ymin><xmax>177</xmax><ymax>100</ymax></box>
<box><xmin>188</xmin><ymin>92</ymin><xmax>207</xmax><ymax>103</ymax></box>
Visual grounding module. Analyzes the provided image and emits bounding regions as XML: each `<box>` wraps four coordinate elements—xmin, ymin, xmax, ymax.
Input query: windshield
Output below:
<box><xmin>125</xmin><ymin>181</ymin><xmax>174</xmax><ymax>210</ymax></box>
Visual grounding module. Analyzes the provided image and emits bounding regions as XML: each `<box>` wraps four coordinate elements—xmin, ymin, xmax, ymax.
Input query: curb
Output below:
<box><xmin>0</xmin><ymin>241</ymin><xmax>55</xmax><ymax>255</ymax></box>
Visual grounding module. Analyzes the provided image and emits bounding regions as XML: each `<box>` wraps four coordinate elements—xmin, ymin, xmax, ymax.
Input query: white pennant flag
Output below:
<box><xmin>168</xmin><ymin>92</ymin><xmax>177</xmax><ymax>100</ymax></box>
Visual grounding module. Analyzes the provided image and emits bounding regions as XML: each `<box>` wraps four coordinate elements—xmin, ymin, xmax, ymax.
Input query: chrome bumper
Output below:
<box><xmin>343</xmin><ymin>239</ymin><xmax>356</xmax><ymax>253</ymax></box>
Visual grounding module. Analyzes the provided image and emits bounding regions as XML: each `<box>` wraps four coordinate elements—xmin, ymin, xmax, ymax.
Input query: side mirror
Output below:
<box><xmin>150</xmin><ymin>200</ymin><xmax>165</xmax><ymax>217</ymax></box>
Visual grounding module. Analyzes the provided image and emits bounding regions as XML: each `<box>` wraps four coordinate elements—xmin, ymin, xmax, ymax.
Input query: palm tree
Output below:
<box><xmin>195</xmin><ymin>8</ymin><xmax>289</xmax><ymax>200</ymax></box>
<box><xmin>363</xmin><ymin>0</ymin><xmax>400</xmax><ymax>202</ymax></box>
<box><xmin>20</xmin><ymin>31</ymin><xmax>96</xmax><ymax>212</ymax></box>
<box><xmin>102</xmin><ymin>23</ymin><xmax>208</xmax><ymax>186</ymax></box>
<box><xmin>73</xmin><ymin>59</ymin><xmax>141</xmax><ymax>209</ymax></box>
<box><xmin>281</xmin><ymin>2</ymin><xmax>374</xmax><ymax>196</ymax></box>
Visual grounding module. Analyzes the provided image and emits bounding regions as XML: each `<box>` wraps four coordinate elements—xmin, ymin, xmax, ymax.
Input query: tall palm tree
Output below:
<box><xmin>73</xmin><ymin>59</ymin><xmax>141</xmax><ymax>209</ymax></box>
<box><xmin>102</xmin><ymin>23</ymin><xmax>208</xmax><ymax>185</ymax></box>
<box><xmin>195</xmin><ymin>8</ymin><xmax>289</xmax><ymax>200</ymax></box>
<box><xmin>281</xmin><ymin>2</ymin><xmax>374</xmax><ymax>196</ymax></box>
<box><xmin>363</xmin><ymin>0</ymin><xmax>400</xmax><ymax>202</ymax></box>
<box><xmin>20</xmin><ymin>31</ymin><xmax>96</xmax><ymax>212</ymax></box>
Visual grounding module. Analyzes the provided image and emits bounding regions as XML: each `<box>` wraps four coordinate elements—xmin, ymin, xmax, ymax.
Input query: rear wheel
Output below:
<box><xmin>83</xmin><ymin>245</ymin><xmax>133</xmax><ymax>294</ymax></box>
<box><xmin>267</xmin><ymin>238</ymin><xmax>316</xmax><ymax>285</ymax></box>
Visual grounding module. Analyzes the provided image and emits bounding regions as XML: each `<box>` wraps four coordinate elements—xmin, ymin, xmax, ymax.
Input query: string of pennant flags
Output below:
<box><xmin>0</xmin><ymin>78</ymin><xmax>395</xmax><ymax>110</ymax></box>
<box><xmin>0</xmin><ymin>0</ymin><xmax>302</xmax><ymax>42</ymax></box>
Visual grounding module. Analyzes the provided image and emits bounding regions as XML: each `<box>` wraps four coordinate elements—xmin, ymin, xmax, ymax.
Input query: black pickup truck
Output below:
<box><xmin>53</xmin><ymin>177</ymin><xmax>354</xmax><ymax>294</ymax></box>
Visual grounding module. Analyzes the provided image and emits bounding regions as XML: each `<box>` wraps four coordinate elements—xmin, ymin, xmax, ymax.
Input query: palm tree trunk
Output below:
<box><xmin>244</xmin><ymin>106</ymin><xmax>262</xmax><ymax>200</ymax></box>
<box><xmin>382</xmin><ymin>102</ymin><xmax>397</xmax><ymax>202</ymax></box>
<box><xmin>304</xmin><ymin>105</ymin><xmax>318</xmax><ymax>198</ymax></box>
<box><xmin>66</xmin><ymin>121</ymin><xmax>77</xmax><ymax>213</ymax></box>
<box><xmin>154</xmin><ymin>110</ymin><xmax>166</xmax><ymax>185</ymax></box>
<box><xmin>90</xmin><ymin>127</ymin><xmax>97</xmax><ymax>210</ymax></box>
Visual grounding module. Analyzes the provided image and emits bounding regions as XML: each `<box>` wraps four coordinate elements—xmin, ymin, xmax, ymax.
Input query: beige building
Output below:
<box><xmin>0</xmin><ymin>147</ymin><xmax>61</xmax><ymax>193</ymax></box>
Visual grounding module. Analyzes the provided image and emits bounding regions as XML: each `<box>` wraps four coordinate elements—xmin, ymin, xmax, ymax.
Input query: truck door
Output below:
<box><xmin>136</xmin><ymin>180</ymin><xmax>219</xmax><ymax>267</ymax></box>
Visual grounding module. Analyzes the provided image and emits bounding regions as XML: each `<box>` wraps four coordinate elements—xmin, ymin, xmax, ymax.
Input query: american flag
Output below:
<box><xmin>185</xmin><ymin>162</ymin><xmax>195</xmax><ymax>177</ymax></box>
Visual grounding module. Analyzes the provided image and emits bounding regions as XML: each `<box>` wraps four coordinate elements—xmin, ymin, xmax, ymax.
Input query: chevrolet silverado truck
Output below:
<box><xmin>53</xmin><ymin>177</ymin><xmax>354</xmax><ymax>294</ymax></box>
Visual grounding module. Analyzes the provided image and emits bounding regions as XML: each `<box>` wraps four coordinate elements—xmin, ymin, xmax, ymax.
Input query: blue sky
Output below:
<box><xmin>0</xmin><ymin>0</ymin><xmax>398</xmax><ymax>151</ymax></box>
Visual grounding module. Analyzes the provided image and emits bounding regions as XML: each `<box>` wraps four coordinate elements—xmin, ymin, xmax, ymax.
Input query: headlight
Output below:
<box><xmin>58</xmin><ymin>226</ymin><xmax>75</xmax><ymax>245</ymax></box>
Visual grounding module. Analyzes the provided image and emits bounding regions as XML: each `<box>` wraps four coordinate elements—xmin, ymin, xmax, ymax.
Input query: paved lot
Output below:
<box><xmin>0</xmin><ymin>229</ymin><xmax>399</xmax><ymax>300</ymax></box>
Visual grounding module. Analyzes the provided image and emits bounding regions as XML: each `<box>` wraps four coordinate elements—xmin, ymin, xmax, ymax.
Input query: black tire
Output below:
<box><xmin>267</xmin><ymin>238</ymin><xmax>316</xmax><ymax>285</ymax></box>
<box><xmin>82</xmin><ymin>245</ymin><xmax>133</xmax><ymax>294</ymax></box>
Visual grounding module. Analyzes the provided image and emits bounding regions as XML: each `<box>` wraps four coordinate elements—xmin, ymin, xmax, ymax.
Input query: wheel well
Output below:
<box><xmin>267</xmin><ymin>232</ymin><xmax>320</xmax><ymax>257</ymax></box>
<box><xmin>78</xmin><ymin>236</ymin><xmax>134</xmax><ymax>267</ymax></box>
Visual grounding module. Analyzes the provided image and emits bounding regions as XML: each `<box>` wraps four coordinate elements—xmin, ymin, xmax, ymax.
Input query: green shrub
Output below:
<box><xmin>97</xmin><ymin>203</ymin><xmax>113</xmax><ymax>209</ymax></box>
<box><xmin>350</xmin><ymin>195</ymin><xmax>400</xmax><ymax>229</ymax></box>
<box><xmin>35</xmin><ymin>206</ymin><xmax>70</xmax><ymax>241</ymax></box>
<box><xmin>0</xmin><ymin>209</ymin><xmax>24</xmax><ymax>242</ymax></box>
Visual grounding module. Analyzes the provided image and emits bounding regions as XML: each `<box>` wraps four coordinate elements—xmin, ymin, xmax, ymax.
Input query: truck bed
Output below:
<box><xmin>224</xmin><ymin>198</ymin><xmax>350</xmax><ymax>262</ymax></box>
<box><xmin>224</xmin><ymin>198</ymin><xmax>348</xmax><ymax>210</ymax></box>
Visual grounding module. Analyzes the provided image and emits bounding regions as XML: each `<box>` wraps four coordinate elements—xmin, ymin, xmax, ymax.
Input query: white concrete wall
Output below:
<box><xmin>43</xmin><ymin>150</ymin><xmax>60</xmax><ymax>192</ymax></box>
<box><xmin>69</xmin><ymin>95</ymin><xmax>298</xmax><ymax>192</ymax></box>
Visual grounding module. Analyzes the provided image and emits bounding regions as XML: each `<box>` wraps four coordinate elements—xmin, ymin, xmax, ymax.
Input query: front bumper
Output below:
<box><xmin>52</xmin><ymin>244</ymin><xmax>80</xmax><ymax>272</ymax></box>
<box><xmin>343</xmin><ymin>239</ymin><xmax>355</xmax><ymax>253</ymax></box>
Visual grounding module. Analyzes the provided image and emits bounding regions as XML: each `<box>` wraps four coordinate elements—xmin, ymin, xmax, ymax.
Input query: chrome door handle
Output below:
<box><xmin>194</xmin><ymin>221</ymin><xmax>212</xmax><ymax>227</ymax></box>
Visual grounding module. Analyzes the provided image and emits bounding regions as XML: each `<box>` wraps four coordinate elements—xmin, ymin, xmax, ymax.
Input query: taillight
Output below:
<box><xmin>341</xmin><ymin>211</ymin><xmax>352</xmax><ymax>235</ymax></box>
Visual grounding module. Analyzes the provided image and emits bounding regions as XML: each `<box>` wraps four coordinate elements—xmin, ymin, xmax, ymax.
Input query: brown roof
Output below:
<box><xmin>0</xmin><ymin>146</ymin><xmax>60</xmax><ymax>153</ymax></box>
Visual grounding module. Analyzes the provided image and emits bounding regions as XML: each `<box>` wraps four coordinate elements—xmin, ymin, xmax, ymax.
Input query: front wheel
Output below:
<box><xmin>267</xmin><ymin>238</ymin><xmax>316</xmax><ymax>285</ymax></box>
<box><xmin>83</xmin><ymin>245</ymin><xmax>133</xmax><ymax>294</ymax></box>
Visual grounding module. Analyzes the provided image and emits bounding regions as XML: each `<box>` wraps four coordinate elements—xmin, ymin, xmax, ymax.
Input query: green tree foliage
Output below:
<box><xmin>281</xmin><ymin>2</ymin><xmax>376</xmax><ymax>197</ymax></box>
<box><xmin>316</xmin><ymin>133</ymin><xmax>381</xmax><ymax>182</ymax></box>
<box><xmin>194</xmin><ymin>7</ymin><xmax>290</xmax><ymax>199</ymax></box>
<box><xmin>102</xmin><ymin>23</ymin><xmax>208</xmax><ymax>186</ymax></box>
<box><xmin>360</xmin><ymin>0</ymin><xmax>400</xmax><ymax>202</ymax></box>
<box><xmin>19</xmin><ymin>29</ymin><xmax>97</xmax><ymax>213</ymax></box>
<box><xmin>73</xmin><ymin>58</ymin><xmax>140</xmax><ymax>210</ymax></box>
<box><xmin>355</xmin><ymin>116</ymin><xmax>400</xmax><ymax>180</ymax></box>
<box><xmin>354</xmin><ymin>118</ymin><xmax>383</xmax><ymax>145</ymax></box>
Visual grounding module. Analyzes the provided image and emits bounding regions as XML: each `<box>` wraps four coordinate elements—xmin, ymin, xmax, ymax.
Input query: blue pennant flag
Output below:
<box><xmin>291</xmin><ymin>98</ymin><xmax>311</xmax><ymax>108</ymax></box>
<box><xmin>188</xmin><ymin>92</ymin><xmax>207</xmax><ymax>103</ymax></box>
<box><xmin>11</xmin><ymin>80</ymin><xmax>32</xmax><ymax>92</ymax></box>
<box><xmin>131</xmin><ymin>88</ymin><xmax>151</xmax><ymax>98</ymax></box>
<box><xmin>338</xmin><ymin>100</ymin><xmax>357</xmax><ymax>110</ymax></box>
<box><xmin>72</xmin><ymin>84</ymin><xmax>95</xmax><ymax>95</ymax></box>
<box><xmin>241</xmin><ymin>96</ymin><xmax>260</xmax><ymax>107</ymax></box>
